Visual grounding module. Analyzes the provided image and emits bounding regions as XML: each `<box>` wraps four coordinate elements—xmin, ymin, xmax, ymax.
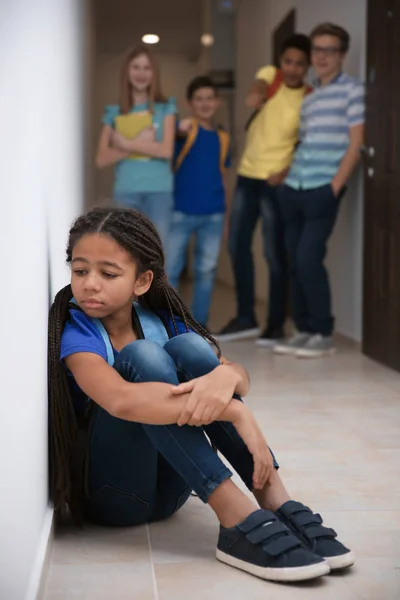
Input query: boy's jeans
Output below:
<box><xmin>166</xmin><ymin>212</ymin><xmax>224</xmax><ymax>326</ymax></box>
<box><xmin>277</xmin><ymin>184</ymin><xmax>342</xmax><ymax>336</ymax></box>
<box><xmin>84</xmin><ymin>333</ymin><xmax>278</xmax><ymax>526</ymax></box>
<box><xmin>114</xmin><ymin>192</ymin><xmax>174</xmax><ymax>249</ymax></box>
<box><xmin>228</xmin><ymin>176</ymin><xmax>288</xmax><ymax>329</ymax></box>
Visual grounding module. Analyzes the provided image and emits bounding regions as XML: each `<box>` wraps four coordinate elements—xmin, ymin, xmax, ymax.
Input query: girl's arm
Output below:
<box><xmin>95</xmin><ymin>125</ymin><xmax>129</xmax><ymax>168</ymax></box>
<box><xmin>65</xmin><ymin>351</ymin><xmax>244</xmax><ymax>424</ymax></box>
<box><xmin>66</xmin><ymin>352</ymin><xmax>273</xmax><ymax>487</ymax></box>
<box><xmin>114</xmin><ymin>114</ymin><xmax>176</xmax><ymax>160</ymax></box>
<box><xmin>220</xmin><ymin>356</ymin><xmax>250</xmax><ymax>397</ymax></box>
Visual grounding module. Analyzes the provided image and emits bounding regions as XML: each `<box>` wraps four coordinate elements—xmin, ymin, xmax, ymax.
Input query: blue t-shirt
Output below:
<box><xmin>61</xmin><ymin>307</ymin><xmax>190</xmax><ymax>413</ymax></box>
<box><xmin>174</xmin><ymin>125</ymin><xmax>231</xmax><ymax>215</ymax></box>
<box><xmin>102</xmin><ymin>99</ymin><xmax>177</xmax><ymax>195</ymax></box>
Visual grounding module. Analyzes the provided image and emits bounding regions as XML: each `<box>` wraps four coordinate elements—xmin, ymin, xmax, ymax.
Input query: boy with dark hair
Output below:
<box><xmin>166</xmin><ymin>76</ymin><xmax>231</xmax><ymax>328</ymax></box>
<box><xmin>217</xmin><ymin>34</ymin><xmax>312</xmax><ymax>345</ymax></box>
<box><xmin>275</xmin><ymin>24</ymin><xmax>365</xmax><ymax>358</ymax></box>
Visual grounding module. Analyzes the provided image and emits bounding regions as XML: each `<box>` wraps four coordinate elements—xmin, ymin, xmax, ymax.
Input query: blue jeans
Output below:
<box><xmin>84</xmin><ymin>333</ymin><xmax>278</xmax><ymax>526</ymax></box>
<box><xmin>114</xmin><ymin>192</ymin><xmax>174</xmax><ymax>249</ymax></box>
<box><xmin>166</xmin><ymin>212</ymin><xmax>224</xmax><ymax>326</ymax></box>
<box><xmin>277</xmin><ymin>184</ymin><xmax>341</xmax><ymax>336</ymax></box>
<box><xmin>229</xmin><ymin>176</ymin><xmax>288</xmax><ymax>329</ymax></box>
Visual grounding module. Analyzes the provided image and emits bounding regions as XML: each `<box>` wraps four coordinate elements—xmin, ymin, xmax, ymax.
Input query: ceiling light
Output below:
<box><xmin>142</xmin><ymin>34</ymin><xmax>160</xmax><ymax>44</ymax></box>
<box><xmin>201</xmin><ymin>33</ymin><xmax>214</xmax><ymax>47</ymax></box>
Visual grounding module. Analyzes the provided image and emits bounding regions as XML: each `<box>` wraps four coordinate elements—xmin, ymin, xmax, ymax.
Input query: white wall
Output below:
<box><xmin>218</xmin><ymin>0</ymin><xmax>366</xmax><ymax>340</ymax></box>
<box><xmin>93</xmin><ymin>52</ymin><xmax>202</xmax><ymax>202</ymax></box>
<box><xmin>0</xmin><ymin>0</ymin><xmax>86</xmax><ymax>597</ymax></box>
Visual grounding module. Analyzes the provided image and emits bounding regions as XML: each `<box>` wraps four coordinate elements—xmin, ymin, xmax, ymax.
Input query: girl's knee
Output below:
<box><xmin>114</xmin><ymin>339</ymin><xmax>176</xmax><ymax>383</ymax></box>
<box><xmin>117</xmin><ymin>339</ymin><xmax>165</xmax><ymax>363</ymax></box>
<box><xmin>165</xmin><ymin>332</ymin><xmax>215</xmax><ymax>357</ymax></box>
<box><xmin>164</xmin><ymin>332</ymin><xmax>220</xmax><ymax>373</ymax></box>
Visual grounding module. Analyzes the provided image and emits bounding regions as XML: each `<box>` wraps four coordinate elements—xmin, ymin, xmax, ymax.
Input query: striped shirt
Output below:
<box><xmin>285</xmin><ymin>72</ymin><xmax>365</xmax><ymax>190</ymax></box>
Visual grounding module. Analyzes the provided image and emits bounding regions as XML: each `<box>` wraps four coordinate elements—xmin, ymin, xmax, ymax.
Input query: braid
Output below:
<box><xmin>48</xmin><ymin>283</ymin><xmax>75</xmax><ymax>513</ymax></box>
<box><xmin>49</xmin><ymin>207</ymin><xmax>221</xmax><ymax>513</ymax></box>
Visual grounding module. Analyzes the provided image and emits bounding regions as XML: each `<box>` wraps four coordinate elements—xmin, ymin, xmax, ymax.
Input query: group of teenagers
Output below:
<box><xmin>96</xmin><ymin>21</ymin><xmax>365</xmax><ymax>359</ymax></box>
<box><xmin>48</xmin><ymin>21</ymin><xmax>362</xmax><ymax>587</ymax></box>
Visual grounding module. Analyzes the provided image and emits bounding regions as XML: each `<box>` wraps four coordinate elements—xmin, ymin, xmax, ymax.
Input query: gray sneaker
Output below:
<box><xmin>274</xmin><ymin>333</ymin><xmax>311</xmax><ymax>355</ymax></box>
<box><xmin>296</xmin><ymin>334</ymin><xmax>336</xmax><ymax>358</ymax></box>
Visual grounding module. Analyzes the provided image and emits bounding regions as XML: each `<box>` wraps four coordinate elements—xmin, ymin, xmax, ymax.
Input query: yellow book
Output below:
<box><xmin>115</xmin><ymin>112</ymin><xmax>153</xmax><ymax>160</ymax></box>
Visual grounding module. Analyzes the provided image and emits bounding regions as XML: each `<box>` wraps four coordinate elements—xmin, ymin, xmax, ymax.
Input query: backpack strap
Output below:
<box><xmin>69</xmin><ymin>298</ymin><xmax>114</xmax><ymax>366</ymax></box>
<box><xmin>133</xmin><ymin>302</ymin><xmax>170</xmax><ymax>346</ymax></box>
<box><xmin>216</xmin><ymin>128</ymin><xmax>230</xmax><ymax>174</ymax></box>
<box><xmin>174</xmin><ymin>120</ymin><xmax>200</xmax><ymax>171</ymax></box>
<box><xmin>93</xmin><ymin>319</ymin><xmax>114</xmax><ymax>366</ymax></box>
<box><xmin>265</xmin><ymin>69</ymin><xmax>283</xmax><ymax>100</ymax></box>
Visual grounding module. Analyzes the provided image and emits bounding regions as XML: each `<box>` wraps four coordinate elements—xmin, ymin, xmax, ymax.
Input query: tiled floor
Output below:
<box><xmin>43</xmin><ymin>286</ymin><xmax>400</xmax><ymax>599</ymax></box>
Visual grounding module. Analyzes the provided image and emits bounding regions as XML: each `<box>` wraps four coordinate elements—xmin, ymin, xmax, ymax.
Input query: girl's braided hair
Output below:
<box><xmin>48</xmin><ymin>207</ymin><xmax>220</xmax><ymax>514</ymax></box>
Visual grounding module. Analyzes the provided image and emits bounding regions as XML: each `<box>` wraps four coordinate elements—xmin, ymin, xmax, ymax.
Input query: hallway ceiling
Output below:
<box><xmin>95</xmin><ymin>0</ymin><xmax>203</xmax><ymax>57</ymax></box>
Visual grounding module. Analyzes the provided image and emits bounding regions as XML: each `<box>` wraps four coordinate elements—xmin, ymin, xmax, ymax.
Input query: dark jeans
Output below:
<box><xmin>277</xmin><ymin>184</ymin><xmax>341</xmax><ymax>336</ymax></box>
<box><xmin>84</xmin><ymin>333</ymin><xmax>278</xmax><ymax>526</ymax></box>
<box><xmin>229</xmin><ymin>175</ymin><xmax>287</xmax><ymax>329</ymax></box>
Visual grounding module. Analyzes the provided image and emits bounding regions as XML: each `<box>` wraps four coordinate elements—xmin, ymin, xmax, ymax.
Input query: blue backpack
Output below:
<box><xmin>69</xmin><ymin>299</ymin><xmax>170</xmax><ymax>365</ymax></box>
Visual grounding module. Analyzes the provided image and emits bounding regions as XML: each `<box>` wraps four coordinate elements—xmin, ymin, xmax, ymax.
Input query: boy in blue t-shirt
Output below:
<box><xmin>166</xmin><ymin>76</ymin><xmax>231</xmax><ymax>328</ymax></box>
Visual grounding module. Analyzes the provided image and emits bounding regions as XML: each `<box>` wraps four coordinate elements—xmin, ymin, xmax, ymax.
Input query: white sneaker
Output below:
<box><xmin>296</xmin><ymin>334</ymin><xmax>336</xmax><ymax>358</ymax></box>
<box><xmin>274</xmin><ymin>333</ymin><xmax>311</xmax><ymax>356</ymax></box>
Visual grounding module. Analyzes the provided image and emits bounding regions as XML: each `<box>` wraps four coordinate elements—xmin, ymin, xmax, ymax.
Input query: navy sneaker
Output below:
<box><xmin>276</xmin><ymin>501</ymin><xmax>355</xmax><ymax>570</ymax></box>
<box><xmin>216</xmin><ymin>509</ymin><xmax>329</xmax><ymax>582</ymax></box>
<box><xmin>216</xmin><ymin>318</ymin><xmax>260</xmax><ymax>342</ymax></box>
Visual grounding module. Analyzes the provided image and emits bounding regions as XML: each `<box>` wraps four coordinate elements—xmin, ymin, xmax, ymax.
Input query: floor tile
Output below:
<box><xmin>51</xmin><ymin>522</ymin><xmax>150</xmax><ymax>565</ymax></box>
<box><xmin>154</xmin><ymin>560</ymin><xmax>354</xmax><ymax>600</ymax></box>
<box><xmin>44</xmin><ymin>562</ymin><xmax>155</xmax><ymax>599</ymax></box>
<box><xmin>343</xmin><ymin>559</ymin><xmax>400</xmax><ymax>600</ymax></box>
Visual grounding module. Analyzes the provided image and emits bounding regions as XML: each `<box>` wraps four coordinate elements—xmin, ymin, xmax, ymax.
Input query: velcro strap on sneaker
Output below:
<box><xmin>262</xmin><ymin>534</ymin><xmax>302</xmax><ymax>557</ymax></box>
<box><xmin>236</xmin><ymin>510</ymin><xmax>277</xmax><ymax>534</ymax></box>
<box><xmin>279</xmin><ymin>501</ymin><xmax>312</xmax><ymax>518</ymax></box>
<box><xmin>303</xmin><ymin>526</ymin><xmax>337</xmax><ymax>541</ymax></box>
<box><xmin>290</xmin><ymin>511</ymin><xmax>323</xmax><ymax>528</ymax></box>
<box><xmin>246</xmin><ymin>520</ymin><xmax>288</xmax><ymax>544</ymax></box>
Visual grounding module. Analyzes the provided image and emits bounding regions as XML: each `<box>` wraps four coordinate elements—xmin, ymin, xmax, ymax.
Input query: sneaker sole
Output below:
<box><xmin>216</xmin><ymin>549</ymin><xmax>330</xmax><ymax>582</ymax></box>
<box><xmin>255</xmin><ymin>338</ymin><xmax>282</xmax><ymax>348</ymax></box>
<box><xmin>325</xmin><ymin>550</ymin><xmax>355</xmax><ymax>570</ymax></box>
<box><xmin>216</xmin><ymin>328</ymin><xmax>260</xmax><ymax>342</ymax></box>
<box><xmin>296</xmin><ymin>347</ymin><xmax>337</xmax><ymax>358</ymax></box>
<box><xmin>273</xmin><ymin>346</ymin><xmax>299</xmax><ymax>356</ymax></box>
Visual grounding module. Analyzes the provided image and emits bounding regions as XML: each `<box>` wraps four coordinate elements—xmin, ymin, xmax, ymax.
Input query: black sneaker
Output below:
<box><xmin>216</xmin><ymin>509</ymin><xmax>329</xmax><ymax>582</ymax></box>
<box><xmin>276</xmin><ymin>501</ymin><xmax>355</xmax><ymax>570</ymax></box>
<box><xmin>216</xmin><ymin>318</ymin><xmax>260</xmax><ymax>342</ymax></box>
<box><xmin>256</xmin><ymin>327</ymin><xmax>285</xmax><ymax>348</ymax></box>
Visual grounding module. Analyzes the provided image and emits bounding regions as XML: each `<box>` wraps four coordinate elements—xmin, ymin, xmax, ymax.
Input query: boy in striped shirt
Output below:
<box><xmin>275</xmin><ymin>23</ymin><xmax>365</xmax><ymax>358</ymax></box>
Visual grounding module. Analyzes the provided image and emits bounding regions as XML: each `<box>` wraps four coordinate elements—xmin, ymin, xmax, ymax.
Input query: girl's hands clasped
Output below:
<box><xmin>169</xmin><ymin>365</ymin><xmax>238</xmax><ymax>426</ymax></box>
